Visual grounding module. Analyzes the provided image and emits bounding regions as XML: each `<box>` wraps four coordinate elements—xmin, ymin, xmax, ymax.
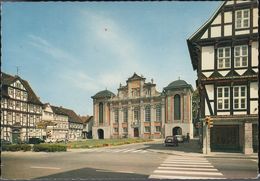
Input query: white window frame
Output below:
<box><xmin>233</xmin><ymin>86</ymin><xmax>247</xmax><ymax>109</ymax></box>
<box><xmin>123</xmin><ymin>108</ymin><xmax>128</xmax><ymax>123</ymax></box>
<box><xmin>156</xmin><ymin>105</ymin><xmax>161</xmax><ymax>122</ymax></box>
<box><xmin>114</xmin><ymin>109</ymin><xmax>119</xmax><ymax>123</ymax></box>
<box><xmin>235</xmin><ymin>9</ymin><xmax>250</xmax><ymax>29</ymax></box>
<box><xmin>145</xmin><ymin>106</ymin><xmax>151</xmax><ymax>122</ymax></box>
<box><xmin>234</xmin><ymin>45</ymin><xmax>248</xmax><ymax>68</ymax></box>
<box><xmin>217</xmin><ymin>86</ymin><xmax>230</xmax><ymax>110</ymax></box>
<box><xmin>144</xmin><ymin>126</ymin><xmax>150</xmax><ymax>133</ymax></box>
<box><xmin>217</xmin><ymin>47</ymin><xmax>231</xmax><ymax>69</ymax></box>
<box><xmin>155</xmin><ymin>126</ymin><xmax>161</xmax><ymax>132</ymax></box>
<box><xmin>123</xmin><ymin>127</ymin><xmax>128</xmax><ymax>133</ymax></box>
<box><xmin>134</xmin><ymin>107</ymin><xmax>139</xmax><ymax>122</ymax></box>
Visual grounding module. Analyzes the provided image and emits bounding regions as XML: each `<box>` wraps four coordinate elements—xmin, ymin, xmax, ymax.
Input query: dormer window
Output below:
<box><xmin>217</xmin><ymin>47</ymin><xmax>231</xmax><ymax>69</ymax></box>
<box><xmin>235</xmin><ymin>9</ymin><xmax>250</xmax><ymax>29</ymax></box>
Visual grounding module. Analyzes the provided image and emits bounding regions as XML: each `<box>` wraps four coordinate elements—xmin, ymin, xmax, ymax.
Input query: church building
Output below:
<box><xmin>92</xmin><ymin>73</ymin><xmax>193</xmax><ymax>139</ymax></box>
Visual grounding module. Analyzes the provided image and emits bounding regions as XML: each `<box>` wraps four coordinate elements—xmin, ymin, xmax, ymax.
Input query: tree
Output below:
<box><xmin>192</xmin><ymin>88</ymin><xmax>200</xmax><ymax>121</ymax></box>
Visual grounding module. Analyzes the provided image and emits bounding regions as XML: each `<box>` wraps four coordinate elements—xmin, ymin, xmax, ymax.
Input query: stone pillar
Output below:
<box><xmin>243</xmin><ymin>122</ymin><xmax>253</xmax><ymax>154</ymax></box>
<box><xmin>128</xmin><ymin>105</ymin><xmax>132</xmax><ymax>138</ymax></box>
<box><xmin>140</xmin><ymin>103</ymin><xmax>144</xmax><ymax>137</ymax></box>
<box><xmin>161</xmin><ymin>103</ymin><xmax>165</xmax><ymax>138</ymax></box>
<box><xmin>202</xmin><ymin>122</ymin><xmax>211</xmax><ymax>154</ymax></box>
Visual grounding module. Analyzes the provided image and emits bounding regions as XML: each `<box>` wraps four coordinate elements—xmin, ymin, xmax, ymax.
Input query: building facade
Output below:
<box><xmin>42</xmin><ymin>104</ymin><xmax>69</xmax><ymax>142</ymax></box>
<box><xmin>1</xmin><ymin>72</ymin><xmax>43</xmax><ymax>143</ymax></box>
<box><xmin>187</xmin><ymin>0</ymin><xmax>258</xmax><ymax>154</ymax></box>
<box><xmin>92</xmin><ymin>73</ymin><xmax>193</xmax><ymax>139</ymax></box>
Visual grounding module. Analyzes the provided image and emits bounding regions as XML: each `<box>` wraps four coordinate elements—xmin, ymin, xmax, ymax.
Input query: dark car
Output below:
<box><xmin>164</xmin><ymin>136</ymin><xmax>178</xmax><ymax>147</ymax></box>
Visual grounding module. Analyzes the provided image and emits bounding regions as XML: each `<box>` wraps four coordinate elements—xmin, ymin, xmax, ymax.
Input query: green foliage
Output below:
<box><xmin>1</xmin><ymin>144</ymin><xmax>32</xmax><ymax>152</ymax></box>
<box><xmin>64</xmin><ymin>138</ymin><xmax>153</xmax><ymax>149</ymax></box>
<box><xmin>33</xmin><ymin>144</ymin><xmax>67</xmax><ymax>152</ymax></box>
<box><xmin>192</xmin><ymin>88</ymin><xmax>200</xmax><ymax>119</ymax></box>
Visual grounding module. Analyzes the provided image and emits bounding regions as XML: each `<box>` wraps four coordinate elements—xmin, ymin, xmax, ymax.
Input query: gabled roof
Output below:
<box><xmin>91</xmin><ymin>89</ymin><xmax>115</xmax><ymax>99</ymax></box>
<box><xmin>51</xmin><ymin>105</ymin><xmax>83</xmax><ymax>124</ymax></box>
<box><xmin>127</xmin><ymin>72</ymin><xmax>145</xmax><ymax>82</ymax></box>
<box><xmin>1</xmin><ymin>72</ymin><xmax>42</xmax><ymax>105</ymax></box>
<box><xmin>187</xmin><ymin>1</ymin><xmax>226</xmax><ymax>70</ymax></box>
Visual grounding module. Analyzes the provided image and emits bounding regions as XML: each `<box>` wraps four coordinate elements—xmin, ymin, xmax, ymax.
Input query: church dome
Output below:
<box><xmin>164</xmin><ymin>79</ymin><xmax>193</xmax><ymax>91</ymax></box>
<box><xmin>91</xmin><ymin>89</ymin><xmax>115</xmax><ymax>99</ymax></box>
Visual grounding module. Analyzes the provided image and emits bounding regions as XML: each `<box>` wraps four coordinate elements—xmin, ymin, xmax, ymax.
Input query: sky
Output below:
<box><xmin>2</xmin><ymin>1</ymin><xmax>222</xmax><ymax>116</ymax></box>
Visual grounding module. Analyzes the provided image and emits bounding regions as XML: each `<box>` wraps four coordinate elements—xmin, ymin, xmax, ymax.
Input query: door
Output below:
<box><xmin>134</xmin><ymin>128</ymin><xmax>139</xmax><ymax>137</ymax></box>
<box><xmin>12</xmin><ymin>132</ymin><xmax>20</xmax><ymax>144</ymax></box>
<box><xmin>97</xmin><ymin>129</ymin><xmax>104</xmax><ymax>139</ymax></box>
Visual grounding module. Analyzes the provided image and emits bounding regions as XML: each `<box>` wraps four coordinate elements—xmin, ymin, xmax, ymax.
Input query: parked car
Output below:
<box><xmin>164</xmin><ymin>136</ymin><xmax>178</xmax><ymax>147</ymax></box>
<box><xmin>175</xmin><ymin>135</ymin><xmax>184</xmax><ymax>143</ymax></box>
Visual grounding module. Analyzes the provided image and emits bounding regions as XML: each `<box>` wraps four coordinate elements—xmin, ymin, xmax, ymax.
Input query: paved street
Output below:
<box><xmin>1</xmin><ymin>140</ymin><xmax>258</xmax><ymax>180</ymax></box>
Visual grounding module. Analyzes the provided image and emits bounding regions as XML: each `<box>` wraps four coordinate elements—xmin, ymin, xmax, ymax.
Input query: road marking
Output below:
<box><xmin>30</xmin><ymin>166</ymin><xmax>61</xmax><ymax>170</ymax></box>
<box><xmin>161</xmin><ymin>163</ymin><xmax>214</xmax><ymax>168</ymax></box>
<box><xmin>114</xmin><ymin>149</ymin><xmax>128</xmax><ymax>152</ymax></box>
<box><xmin>251</xmin><ymin>159</ymin><xmax>258</xmax><ymax>162</ymax></box>
<box><xmin>123</xmin><ymin>149</ymin><xmax>136</xmax><ymax>152</ymax></box>
<box><xmin>140</xmin><ymin>150</ymin><xmax>148</xmax><ymax>153</ymax></box>
<box><xmin>164</xmin><ymin>161</ymin><xmax>211</xmax><ymax>165</ymax></box>
<box><xmin>158</xmin><ymin>167</ymin><xmax>218</xmax><ymax>171</ymax></box>
<box><xmin>164</xmin><ymin>160</ymin><xmax>209</xmax><ymax>163</ymax></box>
<box><xmin>154</xmin><ymin>170</ymin><xmax>223</xmax><ymax>176</ymax></box>
<box><xmin>96</xmin><ymin>169</ymin><xmax>134</xmax><ymax>174</ymax></box>
<box><xmin>149</xmin><ymin>175</ymin><xmax>226</xmax><ymax>179</ymax></box>
<box><xmin>132</xmin><ymin>150</ymin><xmax>143</xmax><ymax>153</ymax></box>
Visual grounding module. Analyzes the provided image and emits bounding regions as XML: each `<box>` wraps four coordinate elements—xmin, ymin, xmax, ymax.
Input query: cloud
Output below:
<box><xmin>81</xmin><ymin>10</ymin><xmax>144</xmax><ymax>72</ymax></box>
<box><xmin>27</xmin><ymin>34</ymin><xmax>78</xmax><ymax>63</ymax></box>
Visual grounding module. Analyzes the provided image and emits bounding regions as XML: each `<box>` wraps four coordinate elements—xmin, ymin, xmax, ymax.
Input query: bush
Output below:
<box><xmin>33</xmin><ymin>144</ymin><xmax>67</xmax><ymax>152</ymax></box>
<box><xmin>1</xmin><ymin>144</ymin><xmax>32</xmax><ymax>152</ymax></box>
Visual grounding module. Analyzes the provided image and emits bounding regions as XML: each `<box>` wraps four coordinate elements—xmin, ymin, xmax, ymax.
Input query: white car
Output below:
<box><xmin>175</xmin><ymin>135</ymin><xmax>184</xmax><ymax>143</ymax></box>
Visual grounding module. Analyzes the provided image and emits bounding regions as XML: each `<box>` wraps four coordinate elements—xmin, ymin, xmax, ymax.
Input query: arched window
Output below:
<box><xmin>145</xmin><ymin>105</ymin><xmax>151</xmax><ymax>122</ymax></box>
<box><xmin>174</xmin><ymin>94</ymin><xmax>181</xmax><ymax>120</ymax></box>
<box><xmin>99</xmin><ymin>102</ymin><xmax>103</xmax><ymax>124</ymax></box>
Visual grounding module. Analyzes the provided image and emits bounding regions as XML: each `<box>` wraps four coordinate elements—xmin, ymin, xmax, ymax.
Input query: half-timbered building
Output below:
<box><xmin>1</xmin><ymin>72</ymin><xmax>43</xmax><ymax>143</ymax></box>
<box><xmin>187</xmin><ymin>0</ymin><xmax>258</xmax><ymax>154</ymax></box>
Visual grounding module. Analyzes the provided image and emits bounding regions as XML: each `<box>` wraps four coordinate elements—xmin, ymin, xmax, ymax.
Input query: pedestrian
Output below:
<box><xmin>186</xmin><ymin>133</ymin><xmax>190</xmax><ymax>143</ymax></box>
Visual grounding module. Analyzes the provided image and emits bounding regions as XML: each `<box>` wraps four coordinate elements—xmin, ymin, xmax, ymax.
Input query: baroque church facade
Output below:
<box><xmin>92</xmin><ymin>73</ymin><xmax>193</xmax><ymax>139</ymax></box>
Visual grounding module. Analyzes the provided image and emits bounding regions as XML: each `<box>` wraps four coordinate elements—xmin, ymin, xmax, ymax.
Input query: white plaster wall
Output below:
<box><xmin>225</xmin><ymin>0</ymin><xmax>234</xmax><ymax>5</ymax></box>
<box><xmin>235</xmin><ymin>30</ymin><xmax>250</xmax><ymax>35</ymax></box>
<box><xmin>224</xmin><ymin>25</ymin><xmax>232</xmax><ymax>36</ymax></box>
<box><xmin>233</xmin><ymin>111</ymin><xmax>247</xmax><ymax>115</ymax></box>
<box><xmin>252</xmin><ymin>68</ymin><xmax>258</xmax><ymax>73</ymax></box>
<box><xmin>218</xmin><ymin>70</ymin><xmax>229</xmax><ymax>76</ymax></box>
<box><xmin>250</xmin><ymin>82</ymin><xmax>258</xmax><ymax>98</ymax></box>
<box><xmin>201</xmin><ymin>46</ymin><xmax>214</xmax><ymax>70</ymax></box>
<box><xmin>250</xmin><ymin>100</ymin><xmax>258</xmax><ymax>114</ymax></box>
<box><xmin>236</xmin><ymin>69</ymin><xmax>247</xmax><ymax>75</ymax></box>
<box><xmin>211</xmin><ymin>26</ymin><xmax>221</xmax><ymax>38</ymax></box>
<box><xmin>202</xmin><ymin>72</ymin><xmax>213</xmax><ymax>78</ymax></box>
<box><xmin>201</xmin><ymin>30</ymin><xmax>208</xmax><ymax>39</ymax></box>
<box><xmin>205</xmin><ymin>84</ymin><xmax>214</xmax><ymax>100</ymax></box>
<box><xmin>236</xmin><ymin>0</ymin><xmax>250</xmax><ymax>4</ymax></box>
<box><xmin>217</xmin><ymin>111</ymin><xmax>230</xmax><ymax>115</ymax></box>
<box><xmin>253</xmin><ymin>29</ymin><xmax>258</xmax><ymax>33</ymax></box>
<box><xmin>224</xmin><ymin>12</ymin><xmax>232</xmax><ymax>23</ymax></box>
<box><xmin>252</xmin><ymin>41</ymin><xmax>258</xmax><ymax>67</ymax></box>
<box><xmin>212</xmin><ymin>14</ymin><xmax>221</xmax><ymax>25</ymax></box>
<box><xmin>253</xmin><ymin>8</ymin><xmax>258</xmax><ymax>27</ymax></box>
<box><xmin>205</xmin><ymin>100</ymin><xmax>210</xmax><ymax>116</ymax></box>
<box><xmin>210</xmin><ymin>102</ymin><xmax>214</xmax><ymax>114</ymax></box>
